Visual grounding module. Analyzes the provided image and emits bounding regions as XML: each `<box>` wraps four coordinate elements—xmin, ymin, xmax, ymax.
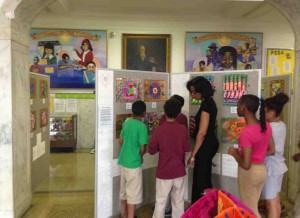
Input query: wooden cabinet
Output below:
<box><xmin>50</xmin><ymin>114</ymin><xmax>77</xmax><ymax>151</ymax></box>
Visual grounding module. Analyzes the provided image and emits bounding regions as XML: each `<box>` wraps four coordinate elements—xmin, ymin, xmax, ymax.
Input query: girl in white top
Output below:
<box><xmin>262</xmin><ymin>93</ymin><xmax>289</xmax><ymax>218</ymax></box>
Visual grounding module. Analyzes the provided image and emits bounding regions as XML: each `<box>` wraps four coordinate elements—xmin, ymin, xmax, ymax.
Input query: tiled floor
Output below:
<box><xmin>22</xmin><ymin>149</ymin><xmax>295</xmax><ymax>217</ymax></box>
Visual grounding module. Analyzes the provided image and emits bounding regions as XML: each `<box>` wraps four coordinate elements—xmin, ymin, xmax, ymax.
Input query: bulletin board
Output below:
<box><xmin>30</xmin><ymin>72</ymin><xmax>50</xmax><ymax>191</ymax></box>
<box><xmin>96</xmin><ymin>69</ymin><xmax>169</xmax><ymax>217</ymax></box>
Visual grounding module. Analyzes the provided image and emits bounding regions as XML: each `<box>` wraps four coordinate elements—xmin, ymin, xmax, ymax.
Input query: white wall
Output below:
<box><xmin>31</xmin><ymin>14</ymin><xmax>295</xmax><ymax>76</ymax></box>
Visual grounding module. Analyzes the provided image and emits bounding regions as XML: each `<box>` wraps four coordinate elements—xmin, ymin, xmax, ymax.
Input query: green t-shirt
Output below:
<box><xmin>118</xmin><ymin>118</ymin><xmax>148</xmax><ymax>168</ymax></box>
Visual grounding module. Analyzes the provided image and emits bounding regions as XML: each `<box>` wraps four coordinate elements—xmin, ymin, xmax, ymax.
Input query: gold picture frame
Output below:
<box><xmin>122</xmin><ymin>34</ymin><xmax>171</xmax><ymax>73</ymax></box>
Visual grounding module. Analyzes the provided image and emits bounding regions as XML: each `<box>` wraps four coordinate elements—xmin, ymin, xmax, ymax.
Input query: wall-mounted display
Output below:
<box><xmin>223</xmin><ymin>74</ymin><xmax>247</xmax><ymax>105</ymax></box>
<box><xmin>30</xmin><ymin>111</ymin><xmax>36</xmax><ymax>133</ymax></box>
<box><xmin>40</xmin><ymin>108</ymin><xmax>48</xmax><ymax>127</ymax></box>
<box><xmin>266</xmin><ymin>48</ymin><xmax>295</xmax><ymax>76</ymax></box>
<box><xmin>185</xmin><ymin>32</ymin><xmax>263</xmax><ymax>72</ymax></box>
<box><xmin>144</xmin><ymin>79</ymin><xmax>167</xmax><ymax>102</ymax></box>
<box><xmin>116</xmin><ymin>78</ymin><xmax>142</xmax><ymax>102</ymax></box>
<box><xmin>221</xmin><ymin>117</ymin><xmax>246</xmax><ymax>143</ymax></box>
<box><xmin>40</xmin><ymin>80</ymin><xmax>48</xmax><ymax>98</ymax></box>
<box><xmin>116</xmin><ymin>114</ymin><xmax>133</xmax><ymax>139</ymax></box>
<box><xmin>30</xmin><ymin>78</ymin><xmax>36</xmax><ymax>99</ymax></box>
<box><xmin>122</xmin><ymin>34</ymin><xmax>171</xmax><ymax>73</ymax></box>
<box><xmin>29</xmin><ymin>28</ymin><xmax>107</xmax><ymax>88</ymax></box>
<box><xmin>270</xmin><ymin>80</ymin><xmax>285</xmax><ymax>97</ymax></box>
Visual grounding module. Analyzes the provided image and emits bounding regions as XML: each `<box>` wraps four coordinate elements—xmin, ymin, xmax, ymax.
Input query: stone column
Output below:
<box><xmin>0</xmin><ymin>11</ymin><xmax>31</xmax><ymax>218</ymax></box>
<box><xmin>267</xmin><ymin>0</ymin><xmax>300</xmax><ymax>199</ymax></box>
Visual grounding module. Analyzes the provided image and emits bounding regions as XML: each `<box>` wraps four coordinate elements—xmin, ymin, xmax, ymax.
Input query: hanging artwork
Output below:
<box><xmin>221</xmin><ymin>117</ymin><xmax>246</xmax><ymax>143</ymax></box>
<box><xmin>40</xmin><ymin>108</ymin><xmax>48</xmax><ymax>127</ymax></box>
<box><xmin>144</xmin><ymin>80</ymin><xmax>167</xmax><ymax>102</ymax></box>
<box><xmin>116</xmin><ymin>114</ymin><xmax>132</xmax><ymax>138</ymax></box>
<box><xmin>30</xmin><ymin>78</ymin><xmax>36</xmax><ymax>99</ymax></box>
<box><xmin>190</xmin><ymin>75</ymin><xmax>215</xmax><ymax>104</ymax></box>
<box><xmin>30</xmin><ymin>111</ymin><xmax>36</xmax><ymax>132</ymax></box>
<box><xmin>270</xmin><ymin>80</ymin><xmax>285</xmax><ymax>97</ymax></box>
<box><xmin>185</xmin><ymin>32</ymin><xmax>263</xmax><ymax>72</ymax></box>
<box><xmin>223</xmin><ymin>74</ymin><xmax>247</xmax><ymax>105</ymax></box>
<box><xmin>40</xmin><ymin>80</ymin><xmax>48</xmax><ymax>98</ymax></box>
<box><xmin>122</xmin><ymin>34</ymin><xmax>171</xmax><ymax>72</ymax></box>
<box><xmin>116</xmin><ymin>78</ymin><xmax>142</xmax><ymax>102</ymax></box>
<box><xmin>29</xmin><ymin>28</ymin><xmax>107</xmax><ymax>88</ymax></box>
<box><xmin>143</xmin><ymin>112</ymin><xmax>160</xmax><ymax>134</ymax></box>
<box><xmin>267</xmin><ymin>48</ymin><xmax>295</xmax><ymax>76</ymax></box>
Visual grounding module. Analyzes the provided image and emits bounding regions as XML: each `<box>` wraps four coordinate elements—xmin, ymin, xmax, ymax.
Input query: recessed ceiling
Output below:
<box><xmin>41</xmin><ymin>0</ymin><xmax>286</xmax><ymax>22</ymax></box>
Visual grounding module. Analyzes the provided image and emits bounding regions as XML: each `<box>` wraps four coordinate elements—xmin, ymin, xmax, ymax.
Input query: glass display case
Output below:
<box><xmin>50</xmin><ymin>114</ymin><xmax>77</xmax><ymax>151</ymax></box>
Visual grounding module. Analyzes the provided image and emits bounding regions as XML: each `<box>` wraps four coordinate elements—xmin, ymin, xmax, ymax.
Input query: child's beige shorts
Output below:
<box><xmin>120</xmin><ymin>166</ymin><xmax>143</xmax><ymax>204</ymax></box>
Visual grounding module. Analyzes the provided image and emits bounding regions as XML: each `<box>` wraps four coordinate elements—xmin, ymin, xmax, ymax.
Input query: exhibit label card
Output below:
<box><xmin>222</xmin><ymin>154</ymin><xmax>238</xmax><ymax>178</ymax></box>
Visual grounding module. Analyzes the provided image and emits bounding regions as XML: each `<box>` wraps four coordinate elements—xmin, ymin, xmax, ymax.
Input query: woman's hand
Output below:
<box><xmin>187</xmin><ymin>156</ymin><xmax>195</xmax><ymax>167</ymax></box>
<box><xmin>228</xmin><ymin>147</ymin><xmax>238</xmax><ymax>156</ymax></box>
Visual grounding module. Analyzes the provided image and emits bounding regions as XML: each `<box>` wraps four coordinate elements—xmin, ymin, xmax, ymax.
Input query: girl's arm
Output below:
<box><xmin>266</xmin><ymin>136</ymin><xmax>275</xmax><ymax>155</ymax></box>
<box><xmin>228</xmin><ymin>146</ymin><xmax>252</xmax><ymax>170</ymax></box>
<box><xmin>188</xmin><ymin>111</ymin><xmax>209</xmax><ymax>166</ymax></box>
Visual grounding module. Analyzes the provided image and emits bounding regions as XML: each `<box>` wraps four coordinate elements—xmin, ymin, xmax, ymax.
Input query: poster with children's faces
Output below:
<box><xmin>116</xmin><ymin>78</ymin><xmax>142</xmax><ymax>102</ymax></box>
<box><xmin>270</xmin><ymin>80</ymin><xmax>285</xmax><ymax>97</ymax></box>
<box><xmin>29</xmin><ymin>28</ymin><xmax>107</xmax><ymax>88</ymax></box>
<box><xmin>221</xmin><ymin>117</ymin><xmax>246</xmax><ymax>143</ymax></box>
<box><xmin>143</xmin><ymin>112</ymin><xmax>160</xmax><ymax>134</ymax></box>
<box><xmin>223</xmin><ymin>74</ymin><xmax>248</xmax><ymax>105</ymax></box>
<box><xmin>40</xmin><ymin>108</ymin><xmax>48</xmax><ymax>127</ymax></box>
<box><xmin>185</xmin><ymin>32</ymin><xmax>262</xmax><ymax>72</ymax></box>
<box><xmin>116</xmin><ymin>114</ymin><xmax>132</xmax><ymax>138</ymax></box>
<box><xmin>30</xmin><ymin>78</ymin><xmax>36</xmax><ymax>99</ymax></box>
<box><xmin>144</xmin><ymin>80</ymin><xmax>167</xmax><ymax>102</ymax></box>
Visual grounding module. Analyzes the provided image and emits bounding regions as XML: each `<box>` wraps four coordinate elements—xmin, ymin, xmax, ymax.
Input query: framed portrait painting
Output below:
<box><xmin>29</xmin><ymin>28</ymin><xmax>107</xmax><ymax>88</ymax></box>
<box><xmin>122</xmin><ymin>34</ymin><xmax>171</xmax><ymax>73</ymax></box>
<box><xmin>185</xmin><ymin>32</ymin><xmax>263</xmax><ymax>72</ymax></box>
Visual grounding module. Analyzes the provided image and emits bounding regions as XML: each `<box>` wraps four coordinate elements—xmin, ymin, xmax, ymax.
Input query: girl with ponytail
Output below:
<box><xmin>261</xmin><ymin>93</ymin><xmax>289</xmax><ymax>218</ymax></box>
<box><xmin>228</xmin><ymin>94</ymin><xmax>275</xmax><ymax>218</ymax></box>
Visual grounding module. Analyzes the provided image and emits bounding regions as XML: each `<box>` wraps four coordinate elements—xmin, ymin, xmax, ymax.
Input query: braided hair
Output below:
<box><xmin>239</xmin><ymin>94</ymin><xmax>266</xmax><ymax>132</ymax></box>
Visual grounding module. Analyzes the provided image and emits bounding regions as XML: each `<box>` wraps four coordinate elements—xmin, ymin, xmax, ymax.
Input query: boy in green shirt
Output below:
<box><xmin>118</xmin><ymin>100</ymin><xmax>148</xmax><ymax>218</ymax></box>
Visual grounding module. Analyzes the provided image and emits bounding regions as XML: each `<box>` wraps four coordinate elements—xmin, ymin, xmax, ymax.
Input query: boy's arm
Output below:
<box><xmin>140</xmin><ymin>145</ymin><xmax>146</xmax><ymax>157</ymax></box>
<box><xmin>119</xmin><ymin>137</ymin><xmax>123</xmax><ymax>147</ymax></box>
<box><xmin>148</xmin><ymin>129</ymin><xmax>159</xmax><ymax>155</ymax></box>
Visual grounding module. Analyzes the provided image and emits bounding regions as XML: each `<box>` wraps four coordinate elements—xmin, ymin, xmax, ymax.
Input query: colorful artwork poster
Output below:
<box><xmin>143</xmin><ymin>112</ymin><xmax>160</xmax><ymax>134</ymax></box>
<box><xmin>30</xmin><ymin>78</ymin><xmax>36</xmax><ymax>99</ymax></box>
<box><xmin>40</xmin><ymin>80</ymin><xmax>48</xmax><ymax>98</ymax></box>
<box><xmin>40</xmin><ymin>108</ymin><xmax>48</xmax><ymax>127</ymax></box>
<box><xmin>185</xmin><ymin>32</ymin><xmax>263</xmax><ymax>72</ymax></box>
<box><xmin>116</xmin><ymin>114</ymin><xmax>132</xmax><ymax>138</ymax></box>
<box><xmin>190</xmin><ymin>75</ymin><xmax>215</xmax><ymax>104</ymax></box>
<box><xmin>221</xmin><ymin>117</ymin><xmax>246</xmax><ymax>143</ymax></box>
<box><xmin>223</xmin><ymin>74</ymin><xmax>248</xmax><ymax>105</ymax></box>
<box><xmin>144</xmin><ymin>80</ymin><xmax>167</xmax><ymax>102</ymax></box>
<box><xmin>267</xmin><ymin>49</ymin><xmax>295</xmax><ymax>76</ymax></box>
<box><xmin>30</xmin><ymin>111</ymin><xmax>36</xmax><ymax>133</ymax></box>
<box><xmin>29</xmin><ymin>29</ymin><xmax>107</xmax><ymax>88</ymax></box>
<box><xmin>116</xmin><ymin>78</ymin><xmax>142</xmax><ymax>102</ymax></box>
<box><xmin>189</xmin><ymin>116</ymin><xmax>196</xmax><ymax>137</ymax></box>
<box><xmin>270</xmin><ymin>80</ymin><xmax>285</xmax><ymax>97</ymax></box>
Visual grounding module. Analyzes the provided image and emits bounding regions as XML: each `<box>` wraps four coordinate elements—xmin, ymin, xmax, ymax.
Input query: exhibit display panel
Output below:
<box><xmin>30</xmin><ymin>73</ymin><xmax>50</xmax><ymax>191</ymax></box>
<box><xmin>262</xmin><ymin>74</ymin><xmax>292</xmax><ymax>196</ymax></box>
<box><xmin>95</xmin><ymin>69</ymin><xmax>169</xmax><ymax>217</ymax></box>
<box><xmin>171</xmin><ymin>70</ymin><xmax>261</xmax><ymax>200</ymax></box>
